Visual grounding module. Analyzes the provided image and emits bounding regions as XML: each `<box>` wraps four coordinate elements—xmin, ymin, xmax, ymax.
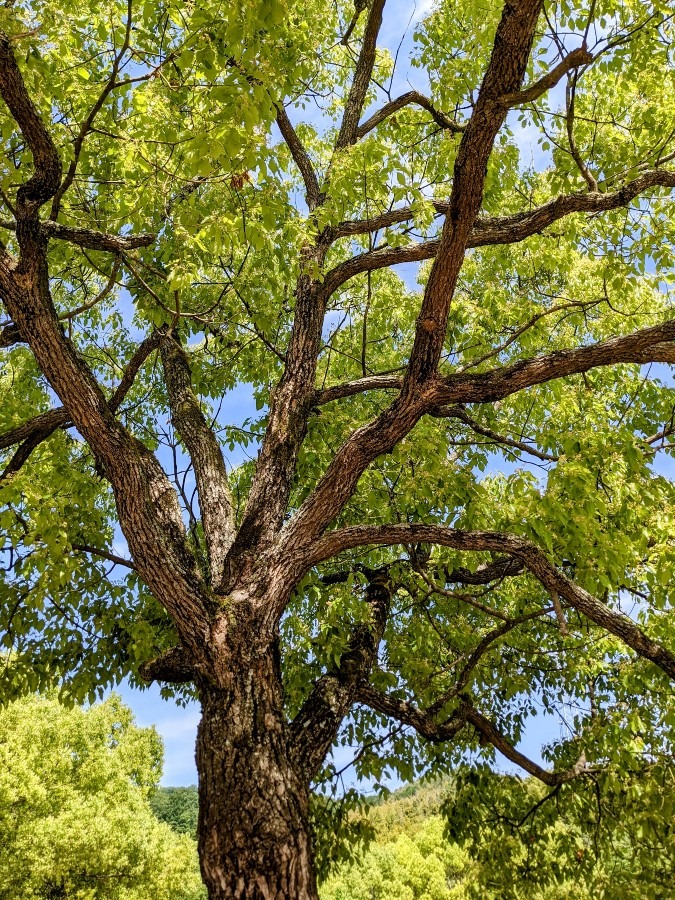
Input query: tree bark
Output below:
<box><xmin>196</xmin><ymin>642</ymin><xmax>318</xmax><ymax>900</ymax></box>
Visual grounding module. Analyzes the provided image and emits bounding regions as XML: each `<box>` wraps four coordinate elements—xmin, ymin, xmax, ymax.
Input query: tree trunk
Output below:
<box><xmin>196</xmin><ymin>644</ymin><xmax>318</xmax><ymax>899</ymax></box>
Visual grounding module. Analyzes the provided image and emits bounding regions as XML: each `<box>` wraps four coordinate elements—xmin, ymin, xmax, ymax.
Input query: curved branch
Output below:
<box><xmin>0</xmin><ymin>31</ymin><xmax>61</xmax><ymax>213</ymax></box>
<box><xmin>0</xmin><ymin>218</ymin><xmax>155</xmax><ymax>252</ymax></box>
<box><xmin>460</xmin><ymin>700</ymin><xmax>589</xmax><ymax>786</ymax></box>
<box><xmin>435</xmin><ymin>320</ymin><xmax>675</xmax><ymax>406</ymax></box>
<box><xmin>303</xmin><ymin>523</ymin><xmax>675</xmax><ymax>680</ymax></box>
<box><xmin>356</xmin><ymin>682</ymin><xmax>590</xmax><ymax>785</ymax></box>
<box><xmin>355</xmin><ymin>681</ymin><xmax>465</xmax><ymax>743</ymax></box>
<box><xmin>0</xmin><ymin>330</ymin><xmax>163</xmax><ymax>484</ymax></box>
<box><xmin>355</xmin><ymin>90</ymin><xmax>465</xmax><ymax>140</ymax></box>
<box><xmin>160</xmin><ymin>332</ymin><xmax>235</xmax><ymax>588</ymax></box>
<box><xmin>275</xmin><ymin>104</ymin><xmax>321</xmax><ymax>209</ymax></box>
<box><xmin>430</xmin><ymin>404</ymin><xmax>558</xmax><ymax>461</ymax></box>
<box><xmin>501</xmin><ymin>46</ymin><xmax>593</xmax><ymax>106</ymax></box>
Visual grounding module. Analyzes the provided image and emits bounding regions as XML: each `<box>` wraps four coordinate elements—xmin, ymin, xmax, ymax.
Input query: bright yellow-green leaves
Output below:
<box><xmin>0</xmin><ymin>693</ymin><xmax>205</xmax><ymax>899</ymax></box>
<box><xmin>322</xmin><ymin>815</ymin><xmax>468</xmax><ymax>900</ymax></box>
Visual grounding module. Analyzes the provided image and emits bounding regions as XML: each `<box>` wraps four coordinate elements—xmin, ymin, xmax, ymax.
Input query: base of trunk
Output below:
<box><xmin>196</xmin><ymin>655</ymin><xmax>317</xmax><ymax>899</ymax></box>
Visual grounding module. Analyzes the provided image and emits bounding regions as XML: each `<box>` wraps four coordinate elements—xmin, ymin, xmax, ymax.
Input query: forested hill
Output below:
<box><xmin>150</xmin><ymin>786</ymin><xmax>200</xmax><ymax>837</ymax></box>
<box><xmin>152</xmin><ymin>776</ymin><xmax>674</xmax><ymax>899</ymax></box>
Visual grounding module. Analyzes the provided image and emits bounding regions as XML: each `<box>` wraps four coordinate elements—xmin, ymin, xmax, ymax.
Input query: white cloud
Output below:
<box><xmin>411</xmin><ymin>0</ymin><xmax>436</xmax><ymax>23</ymax></box>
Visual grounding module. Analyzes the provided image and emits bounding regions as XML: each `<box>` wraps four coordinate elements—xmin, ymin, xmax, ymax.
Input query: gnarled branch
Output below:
<box><xmin>0</xmin><ymin>30</ymin><xmax>62</xmax><ymax>213</ymax></box>
<box><xmin>501</xmin><ymin>46</ymin><xmax>593</xmax><ymax>106</ymax></box>
<box><xmin>356</xmin><ymin>683</ymin><xmax>592</xmax><ymax>786</ymax></box>
<box><xmin>0</xmin><ymin>330</ymin><xmax>163</xmax><ymax>482</ymax></box>
<box><xmin>0</xmin><ymin>218</ymin><xmax>155</xmax><ymax>252</ymax></box>
<box><xmin>139</xmin><ymin>645</ymin><xmax>196</xmax><ymax>684</ymax></box>
<box><xmin>323</xmin><ymin>169</ymin><xmax>675</xmax><ymax>295</ymax></box>
<box><xmin>435</xmin><ymin>320</ymin><xmax>675</xmax><ymax>406</ymax></box>
<box><xmin>290</xmin><ymin>568</ymin><xmax>392</xmax><ymax>779</ymax></box>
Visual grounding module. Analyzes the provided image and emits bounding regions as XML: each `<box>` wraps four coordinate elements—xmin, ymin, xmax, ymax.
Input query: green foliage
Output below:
<box><xmin>322</xmin><ymin>771</ymin><xmax>675</xmax><ymax>899</ymax></box>
<box><xmin>150</xmin><ymin>785</ymin><xmax>199</xmax><ymax>837</ymax></box>
<box><xmin>321</xmin><ymin>784</ymin><xmax>469</xmax><ymax>900</ymax></box>
<box><xmin>0</xmin><ymin>692</ymin><xmax>205</xmax><ymax>899</ymax></box>
<box><xmin>446</xmin><ymin>761</ymin><xmax>675</xmax><ymax>899</ymax></box>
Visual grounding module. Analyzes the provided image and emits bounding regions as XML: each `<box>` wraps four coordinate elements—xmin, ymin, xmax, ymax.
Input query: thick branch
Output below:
<box><xmin>335</xmin><ymin>0</ymin><xmax>387</xmax><ymax>151</ymax></box>
<box><xmin>0</xmin><ymin>195</ymin><xmax>210</xmax><ymax>654</ymax></box>
<box><xmin>0</xmin><ymin>321</ymin><xmax>23</xmax><ymax>347</ymax></box>
<box><xmin>290</xmin><ymin>569</ymin><xmax>391</xmax><ymax>779</ymax></box>
<box><xmin>0</xmin><ymin>218</ymin><xmax>155</xmax><ymax>252</ymax></box>
<box><xmin>281</xmin><ymin>317</ymin><xmax>675</xmax><ymax>573</ymax></box>
<box><xmin>303</xmin><ymin>524</ymin><xmax>675</xmax><ymax>680</ymax></box>
<box><xmin>314</xmin><ymin>373</ymin><xmax>403</xmax><ymax>405</ymax></box>
<box><xmin>0</xmin><ymin>31</ymin><xmax>62</xmax><ymax>212</ymax></box>
<box><xmin>356</xmin><ymin>684</ymin><xmax>591</xmax><ymax>786</ymax></box>
<box><xmin>316</xmin><ymin>320</ymin><xmax>675</xmax><ymax>411</ymax></box>
<box><xmin>501</xmin><ymin>46</ymin><xmax>593</xmax><ymax>106</ymax></box>
<box><xmin>435</xmin><ymin>320</ymin><xmax>675</xmax><ymax>406</ymax></box>
<box><xmin>138</xmin><ymin>645</ymin><xmax>196</xmax><ymax>684</ymax></box>
<box><xmin>0</xmin><ymin>330</ymin><xmax>163</xmax><ymax>483</ymax></box>
<box><xmin>444</xmin><ymin>555</ymin><xmax>524</xmax><ymax>585</ymax></box>
<box><xmin>403</xmin><ymin>0</ymin><xmax>543</xmax><ymax>387</ymax></box>
<box><xmin>227</xmin><ymin>238</ymin><xmax>332</xmax><ymax>560</ymax></box>
<box><xmin>355</xmin><ymin>681</ymin><xmax>464</xmax><ymax>743</ymax></box>
<box><xmin>323</xmin><ymin>169</ymin><xmax>675</xmax><ymax>295</ymax></box>
<box><xmin>0</xmin><ymin>417</ymin><xmax>62</xmax><ymax>479</ymax></box>
<box><xmin>160</xmin><ymin>333</ymin><xmax>235</xmax><ymax>588</ymax></box>
<box><xmin>0</xmin><ymin>406</ymin><xmax>69</xmax><ymax>452</ymax></box>
<box><xmin>275</xmin><ymin>104</ymin><xmax>321</xmax><ymax>209</ymax></box>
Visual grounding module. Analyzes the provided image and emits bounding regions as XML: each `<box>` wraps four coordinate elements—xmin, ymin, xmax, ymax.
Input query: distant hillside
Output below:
<box><xmin>150</xmin><ymin>786</ymin><xmax>199</xmax><ymax>838</ymax></box>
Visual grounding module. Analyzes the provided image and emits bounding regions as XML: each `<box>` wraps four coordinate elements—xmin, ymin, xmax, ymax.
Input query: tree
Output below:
<box><xmin>322</xmin><ymin>816</ymin><xmax>468</xmax><ymax>900</ymax></box>
<box><xmin>0</xmin><ymin>692</ymin><xmax>205</xmax><ymax>899</ymax></box>
<box><xmin>322</xmin><ymin>781</ymin><xmax>470</xmax><ymax>900</ymax></box>
<box><xmin>447</xmin><ymin>764</ymin><xmax>675</xmax><ymax>898</ymax></box>
<box><xmin>0</xmin><ymin>0</ymin><xmax>674</xmax><ymax>895</ymax></box>
<box><xmin>151</xmin><ymin>786</ymin><xmax>200</xmax><ymax>837</ymax></box>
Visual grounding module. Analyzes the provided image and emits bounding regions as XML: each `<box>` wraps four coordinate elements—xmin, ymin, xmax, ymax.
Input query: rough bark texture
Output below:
<box><xmin>196</xmin><ymin>641</ymin><xmax>317</xmax><ymax>900</ymax></box>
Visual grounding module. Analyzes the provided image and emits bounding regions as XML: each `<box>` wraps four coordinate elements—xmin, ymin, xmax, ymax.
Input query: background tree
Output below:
<box><xmin>0</xmin><ymin>692</ymin><xmax>205</xmax><ymax>899</ymax></box>
<box><xmin>1</xmin><ymin>0</ymin><xmax>675</xmax><ymax>896</ymax></box>
<box><xmin>151</xmin><ymin>786</ymin><xmax>200</xmax><ymax>837</ymax></box>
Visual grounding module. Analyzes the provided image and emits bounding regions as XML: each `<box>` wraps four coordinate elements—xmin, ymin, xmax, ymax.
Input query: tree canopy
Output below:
<box><xmin>0</xmin><ymin>692</ymin><xmax>205</xmax><ymax>899</ymax></box>
<box><xmin>0</xmin><ymin>0</ymin><xmax>674</xmax><ymax>895</ymax></box>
